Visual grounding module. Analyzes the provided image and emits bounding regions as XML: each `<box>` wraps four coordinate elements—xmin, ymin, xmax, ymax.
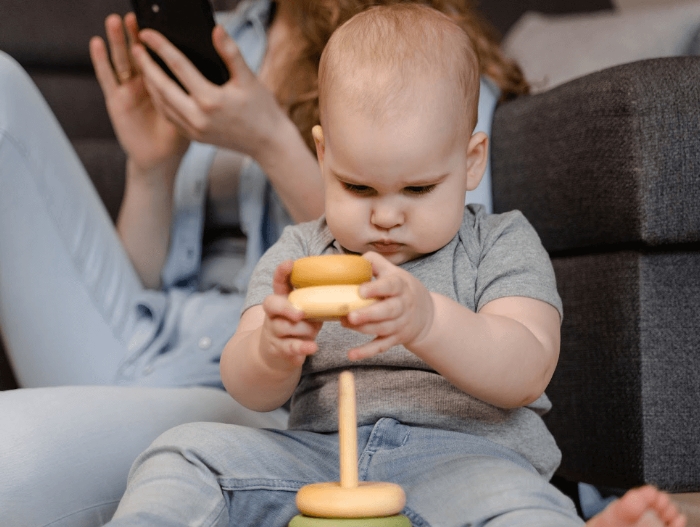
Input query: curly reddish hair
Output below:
<box><xmin>273</xmin><ymin>0</ymin><xmax>528</xmax><ymax>151</ymax></box>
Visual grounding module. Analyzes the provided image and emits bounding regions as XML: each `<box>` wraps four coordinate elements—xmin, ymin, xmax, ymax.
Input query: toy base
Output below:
<box><xmin>289</xmin><ymin>515</ymin><xmax>411</xmax><ymax>527</ymax></box>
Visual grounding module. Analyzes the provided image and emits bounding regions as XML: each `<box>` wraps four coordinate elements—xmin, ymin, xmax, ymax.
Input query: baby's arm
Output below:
<box><xmin>346</xmin><ymin>252</ymin><xmax>560</xmax><ymax>409</ymax></box>
<box><xmin>221</xmin><ymin>261</ymin><xmax>322</xmax><ymax>411</ymax></box>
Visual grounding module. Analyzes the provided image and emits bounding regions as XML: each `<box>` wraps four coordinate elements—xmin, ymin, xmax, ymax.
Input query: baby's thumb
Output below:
<box><xmin>361</xmin><ymin>251</ymin><xmax>392</xmax><ymax>277</ymax></box>
<box><xmin>212</xmin><ymin>25</ymin><xmax>251</xmax><ymax>82</ymax></box>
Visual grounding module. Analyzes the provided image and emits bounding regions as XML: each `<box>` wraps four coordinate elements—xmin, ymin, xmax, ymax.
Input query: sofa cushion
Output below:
<box><xmin>73</xmin><ymin>139</ymin><xmax>126</xmax><ymax>222</ymax></box>
<box><xmin>0</xmin><ymin>0</ymin><xmax>131</xmax><ymax>69</ymax></box>
<box><xmin>477</xmin><ymin>0</ymin><xmax>612</xmax><ymax>38</ymax></box>
<box><xmin>491</xmin><ymin>56</ymin><xmax>700</xmax><ymax>253</ymax></box>
<box><xmin>546</xmin><ymin>250</ymin><xmax>700</xmax><ymax>492</ymax></box>
<box><xmin>502</xmin><ymin>2</ymin><xmax>700</xmax><ymax>93</ymax></box>
<box><xmin>30</xmin><ymin>72</ymin><xmax>115</xmax><ymax>140</ymax></box>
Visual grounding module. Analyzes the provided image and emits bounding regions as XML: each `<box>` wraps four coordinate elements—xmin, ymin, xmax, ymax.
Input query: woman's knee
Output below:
<box><xmin>0</xmin><ymin>51</ymin><xmax>35</xmax><ymax>101</ymax></box>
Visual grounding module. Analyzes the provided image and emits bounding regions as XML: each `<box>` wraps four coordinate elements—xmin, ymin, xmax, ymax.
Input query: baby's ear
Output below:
<box><xmin>465</xmin><ymin>132</ymin><xmax>488</xmax><ymax>191</ymax></box>
<box><xmin>312</xmin><ymin>125</ymin><xmax>325</xmax><ymax>167</ymax></box>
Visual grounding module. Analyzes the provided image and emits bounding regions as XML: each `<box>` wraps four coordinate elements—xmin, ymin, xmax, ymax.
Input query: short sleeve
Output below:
<box><xmin>473</xmin><ymin>210</ymin><xmax>563</xmax><ymax>320</ymax></box>
<box><xmin>241</xmin><ymin>226</ymin><xmax>304</xmax><ymax>312</ymax></box>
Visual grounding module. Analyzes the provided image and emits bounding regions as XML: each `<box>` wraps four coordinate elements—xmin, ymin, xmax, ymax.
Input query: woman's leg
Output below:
<box><xmin>0</xmin><ymin>385</ymin><xmax>289</xmax><ymax>527</ymax></box>
<box><xmin>0</xmin><ymin>51</ymin><xmax>143</xmax><ymax>386</ymax></box>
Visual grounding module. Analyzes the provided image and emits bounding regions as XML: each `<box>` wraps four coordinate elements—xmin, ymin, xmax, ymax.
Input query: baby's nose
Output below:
<box><xmin>370</xmin><ymin>202</ymin><xmax>404</xmax><ymax>230</ymax></box>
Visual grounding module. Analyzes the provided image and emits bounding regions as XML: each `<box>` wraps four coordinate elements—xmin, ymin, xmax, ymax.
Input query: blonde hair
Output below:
<box><xmin>273</xmin><ymin>0</ymin><xmax>528</xmax><ymax>151</ymax></box>
<box><xmin>318</xmin><ymin>4</ymin><xmax>480</xmax><ymax>131</ymax></box>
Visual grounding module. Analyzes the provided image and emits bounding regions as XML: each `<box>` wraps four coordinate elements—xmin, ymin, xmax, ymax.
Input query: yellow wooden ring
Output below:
<box><xmin>288</xmin><ymin>285</ymin><xmax>375</xmax><ymax>320</ymax></box>
<box><xmin>291</xmin><ymin>255</ymin><xmax>372</xmax><ymax>289</ymax></box>
<box><xmin>296</xmin><ymin>481</ymin><xmax>406</xmax><ymax>519</ymax></box>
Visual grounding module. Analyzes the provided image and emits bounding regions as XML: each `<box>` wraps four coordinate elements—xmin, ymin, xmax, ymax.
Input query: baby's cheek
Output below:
<box><xmin>328</xmin><ymin>210</ymin><xmax>364</xmax><ymax>253</ymax></box>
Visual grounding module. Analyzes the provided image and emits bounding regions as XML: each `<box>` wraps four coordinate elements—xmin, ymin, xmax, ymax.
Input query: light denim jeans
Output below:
<box><xmin>107</xmin><ymin>418</ymin><xmax>584</xmax><ymax>527</ymax></box>
<box><xmin>0</xmin><ymin>49</ymin><xmax>288</xmax><ymax>526</ymax></box>
<box><xmin>0</xmin><ymin>386</ymin><xmax>288</xmax><ymax>526</ymax></box>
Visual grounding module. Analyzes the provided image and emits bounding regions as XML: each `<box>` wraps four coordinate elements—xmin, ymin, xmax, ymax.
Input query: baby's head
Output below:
<box><xmin>313</xmin><ymin>4</ymin><xmax>488</xmax><ymax>265</ymax></box>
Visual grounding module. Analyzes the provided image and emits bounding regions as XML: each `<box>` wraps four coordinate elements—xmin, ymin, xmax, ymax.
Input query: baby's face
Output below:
<box><xmin>314</xmin><ymin>77</ymin><xmax>485</xmax><ymax>266</ymax></box>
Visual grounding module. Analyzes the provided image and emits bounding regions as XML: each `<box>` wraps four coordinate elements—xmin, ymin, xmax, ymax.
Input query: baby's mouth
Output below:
<box><xmin>370</xmin><ymin>241</ymin><xmax>402</xmax><ymax>253</ymax></box>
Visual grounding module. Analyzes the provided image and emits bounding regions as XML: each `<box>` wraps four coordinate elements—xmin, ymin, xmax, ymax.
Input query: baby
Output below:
<box><xmin>106</xmin><ymin>5</ymin><xmax>685</xmax><ymax>527</ymax></box>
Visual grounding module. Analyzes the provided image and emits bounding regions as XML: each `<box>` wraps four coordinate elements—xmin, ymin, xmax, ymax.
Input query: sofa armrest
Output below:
<box><xmin>491</xmin><ymin>58</ymin><xmax>700</xmax><ymax>492</ymax></box>
<box><xmin>491</xmin><ymin>56</ymin><xmax>700</xmax><ymax>254</ymax></box>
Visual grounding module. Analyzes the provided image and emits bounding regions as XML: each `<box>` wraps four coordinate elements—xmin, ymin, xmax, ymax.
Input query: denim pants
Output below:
<box><xmin>108</xmin><ymin>418</ymin><xmax>584</xmax><ymax>527</ymax></box>
<box><xmin>0</xmin><ymin>50</ymin><xmax>289</xmax><ymax>527</ymax></box>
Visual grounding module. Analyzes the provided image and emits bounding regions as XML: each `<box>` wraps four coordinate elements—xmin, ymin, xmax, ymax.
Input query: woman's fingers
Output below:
<box><xmin>124</xmin><ymin>12</ymin><xmax>140</xmax><ymax>43</ymax></box>
<box><xmin>105</xmin><ymin>14</ymin><xmax>134</xmax><ymax>83</ymax></box>
<box><xmin>138</xmin><ymin>28</ymin><xmax>213</xmax><ymax>96</ymax></box>
<box><xmin>212</xmin><ymin>25</ymin><xmax>253</xmax><ymax>84</ymax></box>
<box><xmin>89</xmin><ymin>36</ymin><xmax>118</xmax><ymax>96</ymax></box>
<box><xmin>124</xmin><ymin>12</ymin><xmax>142</xmax><ymax>73</ymax></box>
<box><xmin>132</xmin><ymin>42</ymin><xmax>198</xmax><ymax>118</ymax></box>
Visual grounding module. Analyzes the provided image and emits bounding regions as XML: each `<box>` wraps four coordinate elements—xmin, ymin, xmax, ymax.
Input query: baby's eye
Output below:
<box><xmin>343</xmin><ymin>183</ymin><xmax>375</xmax><ymax>195</ymax></box>
<box><xmin>404</xmin><ymin>185</ymin><xmax>436</xmax><ymax>195</ymax></box>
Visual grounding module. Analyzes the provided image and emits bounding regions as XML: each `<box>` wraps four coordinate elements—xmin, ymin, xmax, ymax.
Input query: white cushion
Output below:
<box><xmin>503</xmin><ymin>2</ymin><xmax>700</xmax><ymax>93</ymax></box>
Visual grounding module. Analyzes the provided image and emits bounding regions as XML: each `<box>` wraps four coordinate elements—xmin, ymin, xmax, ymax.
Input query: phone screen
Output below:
<box><xmin>130</xmin><ymin>0</ymin><xmax>230</xmax><ymax>87</ymax></box>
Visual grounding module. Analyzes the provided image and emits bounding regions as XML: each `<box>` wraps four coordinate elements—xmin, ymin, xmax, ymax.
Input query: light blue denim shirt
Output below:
<box><xmin>115</xmin><ymin>0</ymin><xmax>500</xmax><ymax>388</ymax></box>
<box><xmin>116</xmin><ymin>0</ymin><xmax>291</xmax><ymax>388</ymax></box>
<box><xmin>467</xmin><ymin>77</ymin><xmax>500</xmax><ymax>213</ymax></box>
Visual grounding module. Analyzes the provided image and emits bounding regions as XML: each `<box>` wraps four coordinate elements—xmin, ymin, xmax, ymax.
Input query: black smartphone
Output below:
<box><xmin>130</xmin><ymin>0</ymin><xmax>230</xmax><ymax>87</ymax></box>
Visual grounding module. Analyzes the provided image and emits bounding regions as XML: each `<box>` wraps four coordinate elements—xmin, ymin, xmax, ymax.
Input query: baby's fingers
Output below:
<box><xmin>262</xmin><ymin>293</ymin><xmax>304</xmax><ymax>322</ymax></box>
<box><xmin>346</xmin><ymin>296</ymin><xmax>403</xmax><ymax>326</ymax></box>
<box><xmin>263</xmin><ymin>337</ymin><xmax>317</xmax><ymax>370</ymax></box>
<box><xmin>358</xmin><ymin>272</ymin><xmax>404</xmax><ymax>303</ymax></box>
<box><xmin>347</xmin><ymin>335</ymin><xmax>399</xmax><ymax>361</ymax></box>
<box><xmin>272</xmin><ymin>260</ymin><xmax>295</xmax><ymax>295</ymax></box>
<box><xmin>280</xmin><ymin>339</ymin><xmax>318</xmax><ymax>360</ymax></box>
<box><xmin>267</xmin><ymin>315</ymin><xmax>321</xmax><ymax>342</ymax></box>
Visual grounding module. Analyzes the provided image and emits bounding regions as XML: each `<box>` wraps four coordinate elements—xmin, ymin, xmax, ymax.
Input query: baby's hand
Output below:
<box><xmin>259</xmin><ymin>261</ymin><xmax>322</xmax><ymax>370</ymax></box>
<box><xmin>343</xmin><ymin>252</ymin><xmax>434</xmax><ymax>360</ymax></box>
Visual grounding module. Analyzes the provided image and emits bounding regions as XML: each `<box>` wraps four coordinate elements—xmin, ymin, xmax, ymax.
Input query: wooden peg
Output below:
<box><xmin>295</xmin><ymin>371</ymin><xmax>406</xmax><ymax>519</ymax></box>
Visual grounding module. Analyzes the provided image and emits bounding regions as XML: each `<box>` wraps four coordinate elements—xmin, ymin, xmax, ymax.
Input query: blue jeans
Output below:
<box><xmin>108</xmin><ymin>418</ymin><xmax>583</xmax><ymax>527</ymax></box>
<box><xmin>0</xmin><ymin>51</ymin><xmax>288</xmax><ymax>527</ymax></box>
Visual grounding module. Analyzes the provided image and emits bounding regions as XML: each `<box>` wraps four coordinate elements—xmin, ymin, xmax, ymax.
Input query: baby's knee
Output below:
<box><xmin>139</xmin><ymin>422</ymin><xmax>236</xmax><ymax>463</ymax></box>
<box><xmin>149</xmin><ymin>421</ymin><xmax>229</xmax><ymax>448</ymax></box>
<box><xmin>139</xmin><ymin>421</ymin><xmax>266</xmax><ymax>470</ymax></box>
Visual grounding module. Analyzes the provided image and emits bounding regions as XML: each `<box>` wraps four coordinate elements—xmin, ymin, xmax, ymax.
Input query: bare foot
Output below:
<box><xmin>586</xmin><ymin>486</ymin><xmax>686</xmax><ymax>527</ymax></box>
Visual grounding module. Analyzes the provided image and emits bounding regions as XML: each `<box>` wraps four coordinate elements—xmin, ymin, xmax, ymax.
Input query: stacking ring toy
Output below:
<box><xmin>293</xmin><ymin>372</ymin><xmax>407</xmax><ymax>519</ymax></box>
<box><xmin>288</xmin><ymin>255</ymin><xmax>375</xmax><ymax>319</ymax></box>
<box><xmin>290</xmin><ymin>255</ymin><xmax>372</xmax><ymax>288</ymax></box>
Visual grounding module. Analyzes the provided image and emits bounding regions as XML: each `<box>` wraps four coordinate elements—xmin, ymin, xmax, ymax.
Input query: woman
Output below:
<box><xmin>0</xmin><ymin>1</ymin><xmax>527</xmax><ymax>525</ymax></box>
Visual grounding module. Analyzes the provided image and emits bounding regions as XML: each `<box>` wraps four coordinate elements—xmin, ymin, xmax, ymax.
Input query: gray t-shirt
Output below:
<box><xmin>244</xmin><ymin>205</ymin><xmax>564</xmax><ymax>478</ymax></box>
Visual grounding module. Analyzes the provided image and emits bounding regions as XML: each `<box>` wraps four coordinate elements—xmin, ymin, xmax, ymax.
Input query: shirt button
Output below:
<box><xmin>198</xmin><ymin>336</ymin><xmax>212</xmax><ymax>350</ymax></box>
<box><xmin>143</xmin><ymin>364</ymin><xmax>154</xmax><ymax>375</ymax></box>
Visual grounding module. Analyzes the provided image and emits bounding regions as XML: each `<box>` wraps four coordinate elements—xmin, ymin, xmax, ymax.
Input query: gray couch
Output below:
<box><xmin>3</xmin><ymin>0</ymin><xmax>698</xmax><ymax>497</ymax></box>
<box><xmin>492</xmin><ymin>56</ymin><xmax>700</xmax><ymax>493</ymax></box>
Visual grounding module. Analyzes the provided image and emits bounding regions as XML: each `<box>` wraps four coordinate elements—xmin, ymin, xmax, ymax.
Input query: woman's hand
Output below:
<box><xmin>89</xmin><ymin>13</ymin><xmax>190</xmax><ymax>176</ymax></box>
<box><xmin>131</xmin><ymin>24</ymin><xmax>288</xmax><ymax>161</ymax></box>
<box><xmin>259</xmin><ymin>261</ymin><xmax>323</xmax><ymax>371</ymax></box>
<box><xmin>342</xmin><ymin>252</ymin><xmax>436</xmax><ymax>360</ymax></box>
